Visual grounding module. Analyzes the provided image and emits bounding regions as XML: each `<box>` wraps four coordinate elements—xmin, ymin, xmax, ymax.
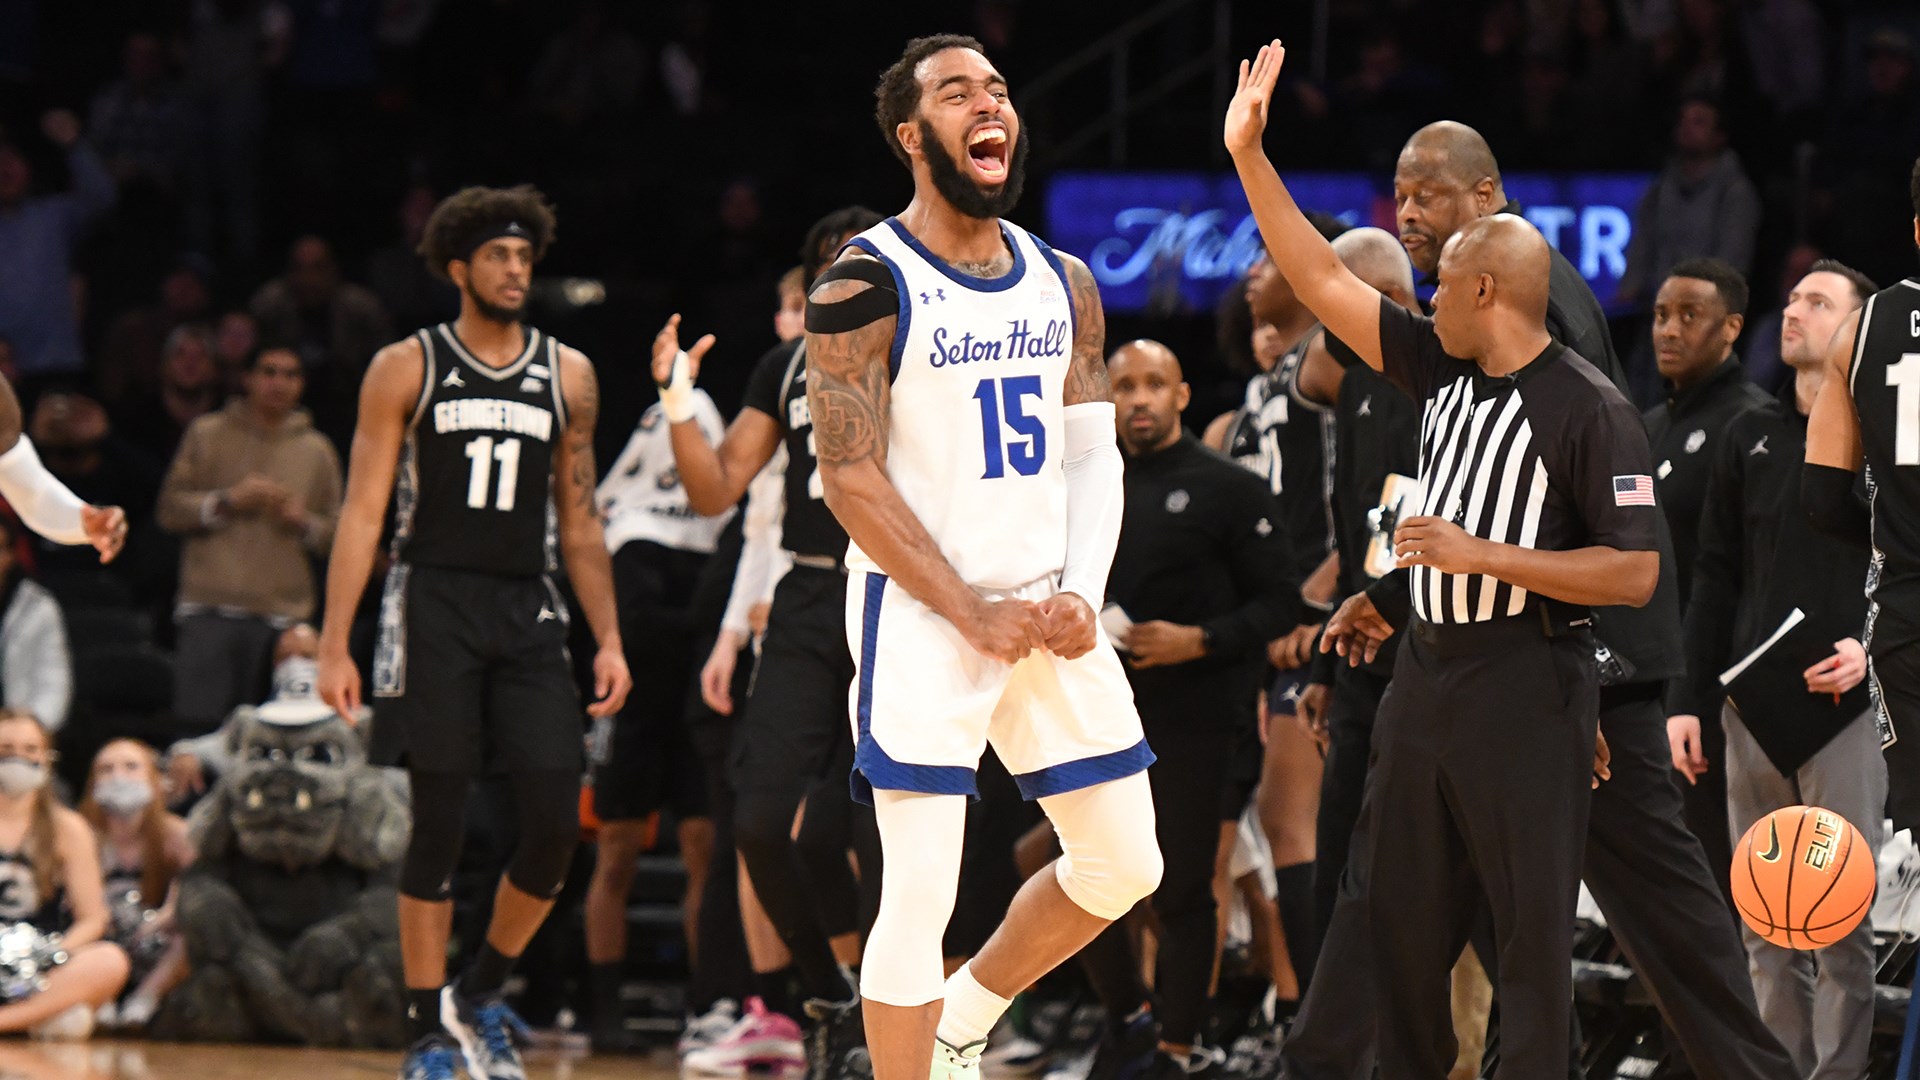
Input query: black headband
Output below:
<box><xmin>457</xmin><ymin>219</ymin><xmax>535</xmax><ymax>263</ymax></box>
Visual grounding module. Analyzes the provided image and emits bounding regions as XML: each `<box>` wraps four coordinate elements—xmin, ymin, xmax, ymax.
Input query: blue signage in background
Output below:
<box><xmin>1044</xmin><ymin>170</ymin><xmax>1651</xmax><ymax>316</ymax></box>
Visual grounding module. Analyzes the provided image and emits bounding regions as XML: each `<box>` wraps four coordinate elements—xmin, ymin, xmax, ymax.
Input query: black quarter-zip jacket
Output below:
<box><xmin>1681</xmin><ymin>383</ymin><xmax>1873</xmax><ymax>720</ymax></box>
<box><xmin>1109</xmin><ymin>434</ymin><xmax>1304</xmax><ymax>725</ymax></box>
<box><xmin>1644</xmin><ymin>355</ymin><xmax>1773</xmax><ymax>605</ymax></box>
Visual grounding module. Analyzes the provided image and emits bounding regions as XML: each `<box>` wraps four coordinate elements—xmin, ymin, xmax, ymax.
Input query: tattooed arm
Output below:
<box><xmin>555</xmin><ymin>346</ymin><xmax>633</xmax><ymax>717</ymax></box>
<box><xmin>806</xmin><ymin>256</ymin><xmax>1043</xmax><ymax>664</ymax></box>
<box><xmin>1060</xmin><ymin>253</ymin><xmax>1110</xmax><ymax>407</ymax></box>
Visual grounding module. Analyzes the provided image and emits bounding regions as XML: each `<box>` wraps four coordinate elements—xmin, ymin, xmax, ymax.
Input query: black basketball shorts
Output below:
<box><xmin>370</xmin><ymin>563</ymin><xmax>583</xmax><ymax>775</ymax></box>
<box><xmin>730</xmin><ymin>566</ymin><xmax>856</xmax><ymax>799</ymax></box>
<box><xmin>593</xmin><ymin>542</ymin><xmax>710</xmax><ymax>822</ymax></box>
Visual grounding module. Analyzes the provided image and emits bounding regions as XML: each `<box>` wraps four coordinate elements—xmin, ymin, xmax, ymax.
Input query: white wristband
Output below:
<box><xmin>0</xmin><ymin>436</ymin><xmax>88</xmax><ymax>545</ymax></box>
<box><xmin>657</xmin><ymin>349</ymin><xmax>697</xmax><ymax>423</ymax></box>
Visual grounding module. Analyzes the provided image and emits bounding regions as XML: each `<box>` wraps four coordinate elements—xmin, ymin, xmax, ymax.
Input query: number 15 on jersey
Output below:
<box><xmin>974</xmin><ymin>375</ymin><xmax>1046</xmax><ymax>479</ymax></box>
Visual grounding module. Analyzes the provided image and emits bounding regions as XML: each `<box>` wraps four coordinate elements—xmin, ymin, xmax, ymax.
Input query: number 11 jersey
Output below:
<box><xmin>845</xmin><ymin>217</ymin><xmax>1077</xmax><ymax>592</ymax></box>
<box><xmin>393</xmin><ymin>323</ymin><xmax>566</xmax><ymax>578</ymax></box>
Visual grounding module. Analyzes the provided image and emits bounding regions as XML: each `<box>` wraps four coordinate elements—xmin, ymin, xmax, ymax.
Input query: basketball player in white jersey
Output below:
<box><xmin>799</xmin><ymin>34</ymin><xmax>1162</xmax><ymax>1080</ymax></box>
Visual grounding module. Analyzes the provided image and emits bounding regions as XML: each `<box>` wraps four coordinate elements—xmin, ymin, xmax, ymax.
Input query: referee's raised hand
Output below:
<box><xmin>1224</xmin><ymin>39</ymin><xmax>1285</xmax><ymax>155</ymax></box>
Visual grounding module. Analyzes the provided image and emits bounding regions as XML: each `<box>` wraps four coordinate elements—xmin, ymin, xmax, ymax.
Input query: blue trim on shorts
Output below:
<box><xmin>1010</xmin><ymin>738</ymin><xmax>1156</xmax><ymax>801</ymax></box>
<box><xmin>843</xmin><ymin>237</ymin><xmax>910</xmax><ymax>383</ymax></box>
<box><xmin>851</xmin><ymin>572</ymin><xmax>980</xmax><ymax>805</ymax></box>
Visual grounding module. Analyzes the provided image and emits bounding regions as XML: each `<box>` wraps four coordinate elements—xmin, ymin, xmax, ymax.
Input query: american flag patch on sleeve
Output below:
<box><xmin>1613</xmin><ymin>475</ymin><xmax>1655</xmax><ymax>506</ymax></box>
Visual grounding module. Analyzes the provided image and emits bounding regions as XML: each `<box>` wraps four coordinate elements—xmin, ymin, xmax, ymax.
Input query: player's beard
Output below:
<box><xmin>467</xmin><ymin>283</ymin><xmax>526</xmax><ymax>325</ymax></box>
<box><xmin>920</xmin><ymin>118</ymin><xmax>1029</xmax><ymax>221</ymax></box>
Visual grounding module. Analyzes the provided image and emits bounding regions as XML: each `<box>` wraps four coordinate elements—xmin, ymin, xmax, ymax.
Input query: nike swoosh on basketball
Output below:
<box><xmin>1757</xmin><ymin>820</ymin><xmax>1782</xmax><ymax>862</ymax></box>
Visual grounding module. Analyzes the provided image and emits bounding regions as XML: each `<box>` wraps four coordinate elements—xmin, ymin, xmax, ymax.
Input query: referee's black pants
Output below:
<box><xmin>1281</xmin><ymin>684</ymin><xmax>1799</xmax><ymax>1080</ymax></box>
<box><xmin>1365</xmin><ymin>619</ymin><xmax>1597</xmax><ymax>1080</ymax></box>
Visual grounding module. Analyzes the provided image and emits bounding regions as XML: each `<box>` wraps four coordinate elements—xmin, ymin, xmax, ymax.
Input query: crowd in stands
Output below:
<box><xmin>0</xmin><ymin>0</ymin><xmax>1902</xmax><ymax>1050</ymax></box>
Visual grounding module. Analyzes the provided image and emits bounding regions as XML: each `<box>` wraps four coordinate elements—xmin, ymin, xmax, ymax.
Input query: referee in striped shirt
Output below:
<box><xmin>1228</xmin><ymin>43</ymin><xmax>1660</xmax><ymax>1078</ymax></box>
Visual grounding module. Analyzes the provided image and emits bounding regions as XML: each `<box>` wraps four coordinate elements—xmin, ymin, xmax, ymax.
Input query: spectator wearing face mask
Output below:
<box><xmin>0</xmin><ymin>710</ymin><xmax>129</xmax><ymax>1038</ymax></box>
<box><xmin>163</xmin><ymin>623</ymin><xmax>340</xmax><ymax>802</ymax></box>
<box><xmin>78</xmin><ymin>738</ymin><xmax>192</xmax><ymax>1031</ymax></box>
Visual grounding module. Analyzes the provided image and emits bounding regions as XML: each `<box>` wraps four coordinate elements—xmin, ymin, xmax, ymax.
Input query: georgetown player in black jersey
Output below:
<box><xmin>1807</xmin><ymin>158</ymin><xmax>1920</xmax><ymax>833</ymax></box>
<box><xmin>315</xmin><ymin>186</ymin><xmax>631</xmax><ymax>1080</ymax></box>
<box><xmin>649</xmin><ymin>206</ymin><xmax>884</xmax><ymax>1076</ymax></box>
<box><xmin>1201</xmin><ymin>255</ymin><xmax>1336</xmax><ymax>993</ymax></box>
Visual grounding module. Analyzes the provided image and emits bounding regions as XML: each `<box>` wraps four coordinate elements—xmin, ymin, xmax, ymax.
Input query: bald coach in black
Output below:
<box><xmin>1228</xmin><ymin>48</ymin><xmax>1660</xmax><ymax>1073</ymax></box>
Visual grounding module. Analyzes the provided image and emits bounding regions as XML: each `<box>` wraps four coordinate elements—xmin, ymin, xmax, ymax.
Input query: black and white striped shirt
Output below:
<box><xmin>1376</xmin><ymin>299</ymin><xmax>1660</xmax><ymax>625</ymax></box>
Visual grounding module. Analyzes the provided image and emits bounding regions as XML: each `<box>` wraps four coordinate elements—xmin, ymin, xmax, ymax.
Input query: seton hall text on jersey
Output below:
<box><xmin>929</xmin><ymin>318</ymin><xmax>1069</xmax><ymax>368</ymax></box>
<box><xmin>432</xmin><ymin>398</ymin><xmax>555</xmax><ymax>442</ymax></box>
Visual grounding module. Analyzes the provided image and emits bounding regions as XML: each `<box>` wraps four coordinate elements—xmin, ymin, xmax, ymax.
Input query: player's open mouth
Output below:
<box><xmin>968</xmin><ymin>124</ymin><xmax>1009</xmax><ymax>183</ymax></box>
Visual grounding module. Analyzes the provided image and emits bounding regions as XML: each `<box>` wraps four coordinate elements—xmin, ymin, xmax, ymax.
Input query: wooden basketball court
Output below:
<box><xmin>0</xmin><ymin>1039</ymin><xmax>692</xmax><ymax>1079</ymax></box>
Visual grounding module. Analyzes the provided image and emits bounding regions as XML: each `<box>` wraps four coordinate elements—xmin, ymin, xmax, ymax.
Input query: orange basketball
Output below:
<box><xmin>1730</xmin><ymin>805</ymin><xmax>1877</xmax><ymax>949</ymax></box>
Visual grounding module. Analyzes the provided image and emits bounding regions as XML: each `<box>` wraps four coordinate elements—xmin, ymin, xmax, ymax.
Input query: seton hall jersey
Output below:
<box><xmin>1850</xmin><ymin>279</ymin><xmax>1920</xmax><ymax>647</ymax></box>
<box><xmin>392</xmin><ymin>324</ymin><xmax>567</xmax><ymax>577</ymax></box>
<box><xmin>845</xmin><ymin>217</ymin><xmax>1075</xmax><ymax>591</ymax></box>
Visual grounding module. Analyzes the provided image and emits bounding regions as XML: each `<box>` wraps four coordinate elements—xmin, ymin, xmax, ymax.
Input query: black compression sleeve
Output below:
<box><xmin>804</xmin><ymin>258</ymin><xmax>898</xmax><ymax>333</ymax></box>
<box><xmin>1802</xmin><ymin>463</ymin><xmax>1871</xmax><ymax>545</ymax></box>
<box><xmin>1365</xmin><ymin>569</ymin><xmax>1413</xmax><ymax>629</ymax></box>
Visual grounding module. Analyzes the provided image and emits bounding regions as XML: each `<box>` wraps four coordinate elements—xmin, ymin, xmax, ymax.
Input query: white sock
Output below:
<box><xmin>935</xmin><ymin>962</ymin><xmax>1011</xmax><ymax>1049</ymax></box>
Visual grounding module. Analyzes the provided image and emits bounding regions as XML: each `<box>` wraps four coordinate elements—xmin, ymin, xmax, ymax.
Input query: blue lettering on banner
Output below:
<box><xmin>1044</xmin><ymin>170</ymin><xmax>1651</xmax><ymax>315</ymax></box>
<box><xmin>930</xmin><ymin>319</ymin><xmax>1069</xmax><ymax>368</ymax></box>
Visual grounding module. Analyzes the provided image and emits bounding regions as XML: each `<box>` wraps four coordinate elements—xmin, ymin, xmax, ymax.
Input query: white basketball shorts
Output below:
<box><xmin>845</xmin><ymin>569</ymin><xmax>1153</xmax><ymax>803</ymax></box>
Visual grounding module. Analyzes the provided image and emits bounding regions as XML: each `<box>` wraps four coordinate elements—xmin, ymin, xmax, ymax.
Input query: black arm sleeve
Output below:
<box><xmin>1199</xmin><ymin>482</ymin><xmax>1303</xmax><ymax>658</ymax></box>
<box><xmin>1681</xmin><ymin>425</ymin><xmax>1747</xmax><ymax>720</ymax></box>
<box><xmin>1802</xmin><ymin>463</ymin><xmax>1871</xmax><ymax>545</ymax></box>
<box><xmin>1364</xmin><ymin>568</ymin><xmax>1413</xmax><ymax>630</ymax></box>
<box><xmin>1306</xmin><ymin>625</ymin><xmax>1337</xmax><ymax>686</ymax></box>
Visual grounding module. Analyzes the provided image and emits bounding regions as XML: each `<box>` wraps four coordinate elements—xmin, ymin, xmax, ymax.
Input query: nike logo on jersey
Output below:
<box><xmin>1357</xmin><ymin>395</ymin><xmax>1372</xmax><ymax>417</ymax></box>
<box><xmin>919</xmin><ymin>288</ymin><xmax>948</xmax><ymax>304</ymax></box>
<box><xmin>929</xmin><ymin>319</ymin><xmax>1068</xmax><ymax>368</ymax></box>
<box><xmin>442</xmin><ymin>368</ymin><xmax>465</xmax><ymax>389</ymax></box>
<box><xmin>520</xmin><ymin>377</ymin><xmax>545</xmax><ymax>394</ymax></box>
<box><xmin>537</xmin><ymin>606</ymin><xmax>556</xmax><ymax>622</ymax></box>
<box><xmin>1757</xmin><ymin>820</ymin><xmax>1782</xmax><ymax>862</ymax></box>
<box><xmin>1750</xmin><ymin>436</ymin><xmax>1769</xmax><ymax>456</ymax></box>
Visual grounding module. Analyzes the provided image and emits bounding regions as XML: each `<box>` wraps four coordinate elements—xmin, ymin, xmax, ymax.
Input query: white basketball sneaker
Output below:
<box><xmin>933</xmin><ymin>1037</ymin><xmax>987</xmax><ymax>1080</ymax></box>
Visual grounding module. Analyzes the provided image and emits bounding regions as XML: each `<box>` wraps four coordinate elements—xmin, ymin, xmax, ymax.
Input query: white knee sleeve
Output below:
<box><xmin>1041</xmin><ymin>771</ymin><xmax>1162</xmax><ymax>920</ymax></box>
<box><xmin>861</xmin><ymin>789</ymin><xmax>967</xmax><ymax>1007</ymax></box>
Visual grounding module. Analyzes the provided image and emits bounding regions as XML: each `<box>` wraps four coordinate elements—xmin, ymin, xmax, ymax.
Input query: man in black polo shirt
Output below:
<box><xmin>1229</xmin><ymin>44</ymin><xmax>1658</xmax><ymax>1077</ymax></box>
<box><xmin>1077</xmin><ymin>339</ymin><xmax>1300</xmax><ymax>1080</ymax></box>
<box><xmin>1643</xmin><ymin>257</ymin><xmax>1772</xmax><ymax>902</ymax></box>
